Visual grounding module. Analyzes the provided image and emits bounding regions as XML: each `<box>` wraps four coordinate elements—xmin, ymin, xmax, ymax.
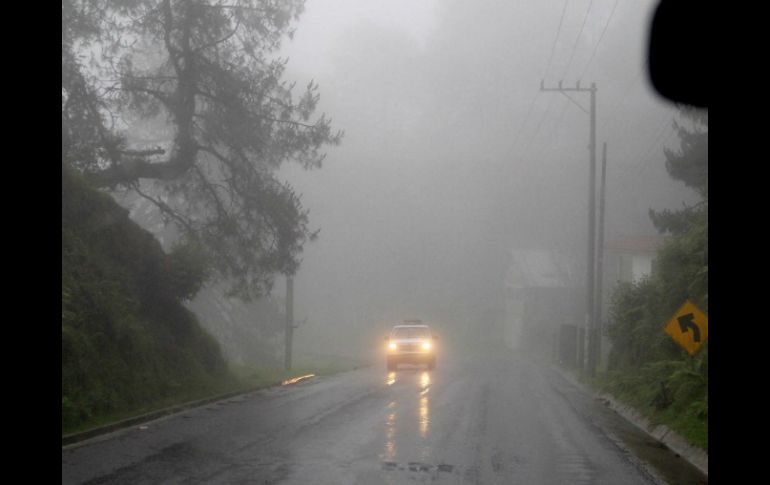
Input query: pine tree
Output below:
<box><xmin>62</xmin><ymin>0</ymin><xmax>343</xmax><ymax>299</ymax></box>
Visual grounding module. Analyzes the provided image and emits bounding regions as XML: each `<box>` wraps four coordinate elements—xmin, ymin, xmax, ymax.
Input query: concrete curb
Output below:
<box><xmin>551</xmin><ymin>365</ymin><xmax>708</xmax><ymax>478</ymax></box>
<box><xmin>597</xmin><ymin>391</ymin><xmax>708</xmax><ymax>477</ymax></box>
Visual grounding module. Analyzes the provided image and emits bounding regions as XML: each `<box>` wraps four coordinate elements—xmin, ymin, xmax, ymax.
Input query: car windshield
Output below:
<box><xmin>392</xmin><ymin>327</ymin><xmax>430</xmax><ymax>339</ymax></box>
<box><xmin>63</xmin><ymin>2</ymin><xmax>707</xmax><ymax>484</ymax></box>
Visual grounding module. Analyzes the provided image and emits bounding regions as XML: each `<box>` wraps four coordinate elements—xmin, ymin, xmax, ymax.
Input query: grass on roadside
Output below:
<box><xmin>63</xmin><ymin>357</ymin><xmax>364</xmax><ymax>439</ymax></box>
<box><xmin>576</xmin><ymin>370</ymin><xmax>708</xmax><ymax>452</ymax></box>
<box><xmin>229</xmin><ymin>362</ymin><xmax>343</xmax><ymax>388</ymax></box>
<box><xmin>62</xmin><ymin>376</ymin><xmax>239</xmax><ymax>437</ymax></box>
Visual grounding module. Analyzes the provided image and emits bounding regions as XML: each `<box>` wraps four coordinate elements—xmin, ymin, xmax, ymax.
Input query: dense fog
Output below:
<box><xmin>62</xmin><ymin>3</ymin><xmax>709</xmax><ymax>479</ymax></box>
<box><xmin>265</xmin><ymin>0</ymin><xmax>697</xmax><ymax>361</ymax></box>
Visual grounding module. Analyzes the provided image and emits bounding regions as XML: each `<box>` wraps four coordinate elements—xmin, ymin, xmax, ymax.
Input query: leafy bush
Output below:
<box><xmin>599</xmin><ymin>107</ymin><xmax>707</xmax><ymax>450</ymax></box>
<box><xmin>601</xmin><ymin>211</ymin><xmax>707</xmax><ymax>449</ymax></box>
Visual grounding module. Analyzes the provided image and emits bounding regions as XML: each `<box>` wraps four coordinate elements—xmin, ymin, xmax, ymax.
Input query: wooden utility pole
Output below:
<box><xmin>595</xmin><ymin>142</ymin><xmax>607</xmax><ymax>371</ymax></box>
<box><xmin>540</xmin><ymin>80</ymin><xmax>598</xmax><ymax>376</ymax></box>
<box><xmin>284</xmin><ymin>275</ymin><xmax>294</xmax><ymax>371</ymax></box>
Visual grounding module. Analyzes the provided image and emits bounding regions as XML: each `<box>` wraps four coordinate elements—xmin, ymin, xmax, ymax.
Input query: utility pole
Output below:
<box><xmin>540</xmin><ymin>80</ymin><xmax>598</xmax><ymax>376</ymax></box>
<box><xmin>595</xmin><ymin>142</ymin><xmax>607</xmax><ymax>373</ymax></box>
<box><xmin>284</xmin><ymin>275</ymin><xmax>294</xmax><ymax>371</ymax></box>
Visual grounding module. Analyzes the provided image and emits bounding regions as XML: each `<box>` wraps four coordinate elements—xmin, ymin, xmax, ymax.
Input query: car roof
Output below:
<box><xmin>392</xmin><ymin>324</ymin><xmax>429</xmax><ymax>328</ymax></box>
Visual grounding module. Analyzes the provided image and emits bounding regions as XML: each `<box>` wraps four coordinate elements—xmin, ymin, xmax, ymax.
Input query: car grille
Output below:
<box><xmin>399</xmin><ymin>343</ymin><xmax>421</xmax><ymax>352</ymax></box>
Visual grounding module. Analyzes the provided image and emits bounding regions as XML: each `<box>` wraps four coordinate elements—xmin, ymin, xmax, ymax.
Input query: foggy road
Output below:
<box><xmin>62</xmin><ymin>349</ymin><xmax>706</xmax><ymax>485</ymax></box>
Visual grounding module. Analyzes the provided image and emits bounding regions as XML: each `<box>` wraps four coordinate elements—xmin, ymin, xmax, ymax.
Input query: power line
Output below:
<box><xmin>512</xmin><ymin>1</ymin><xmax>569</xmax><ymax>154</ymax></box>
<box><xmin>532</xmin><ymin>97</ymin><xmax>571</xmax><ymax>161</ymax></box>
<box><xmin>521</xmin><ymin>93</ymin><xmax>560</xmax><ymax>158</ymax></box>
<box><xmin>640</xmin><ymin>111</ymin><xmax>676</xmax><ymax>161</ymax></box>
<box><xmin>613</xmin><ymin>108</ymin><xmax>675</xmax><ymax>179</ymax></box>
<box><xmin>617</xmin><ymin>117</ymin><xmax>665</xmax><ymax>171</ymax></box>
<box><xmin>561</xmin><ymin>0</ymin><xmax>594</xmax><ymax>80</ymax></box>
<box><xmin>578</xmin><ymin>0</ymin><xmax>620</xmax><ymax>81</ymax></box>
<box><xmin>623</xmin><ymin>133</ymin><xmax>671</xmax><ymax>182</ymax></box>
<box><xmin>510</xmin><ymin>92</ymin><xmax>542</xmax><ymax>155</ymax></box>
<box><xmin>544</xmin><ymin>0</ymin><xmax>569</xmax><ymax>80</ymax></box>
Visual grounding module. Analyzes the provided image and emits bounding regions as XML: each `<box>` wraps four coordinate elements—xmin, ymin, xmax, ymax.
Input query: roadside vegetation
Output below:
<box><xmin>62</xmin><ymin>167</ymin><xmax>235</xmax><ymax>435</ymax></box>
<box><xmin>62</xmin><ymin>168</ymin><xmax>362</xmax><ymax>437</ymax></box>
<box><xmin>62</xmin><ymin>1</ymin><xmax>342</xmax><ymax>438</ymax></box>
<box><xmin>593</xmin><ymin>107</ymin><xmax>707</xmax><ymax>451</ymax></box>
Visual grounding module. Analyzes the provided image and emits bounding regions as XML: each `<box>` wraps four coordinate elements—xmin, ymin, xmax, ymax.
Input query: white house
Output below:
<box><xmin>604</xmin><ymin>234</ymin><xmax>666</xmax><ymax>285</ymax></box>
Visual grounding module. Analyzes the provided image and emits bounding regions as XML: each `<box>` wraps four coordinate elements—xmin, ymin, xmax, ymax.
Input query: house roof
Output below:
<box><xmin>605</xmin><ymin>234</ymin><xmax>666</xmax><ymax>253</ymax></box>
<box><xmin>505</xmin><ymin>249</ymin><xmax>579</xmax><ymax>289</ymax></box>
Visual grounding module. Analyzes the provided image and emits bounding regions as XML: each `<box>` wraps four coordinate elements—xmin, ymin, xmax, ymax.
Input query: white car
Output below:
<box><xmin>386</xmin><ymin>323</ymin><xmax>437</xmax><ymax>371</ymax></box>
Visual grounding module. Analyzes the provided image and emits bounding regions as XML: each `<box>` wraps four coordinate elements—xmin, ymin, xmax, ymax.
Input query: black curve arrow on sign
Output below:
<box><xmin>677</xmin><ymin>313</ymin><xmax>700</xmax><ymax>342</ymax></box>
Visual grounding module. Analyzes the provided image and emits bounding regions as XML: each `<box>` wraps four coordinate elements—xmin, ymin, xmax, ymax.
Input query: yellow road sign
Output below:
<box><xmin>664</xmin><ymin>300</ymin><xmax>708</xmax><ymax>355</ymax></box>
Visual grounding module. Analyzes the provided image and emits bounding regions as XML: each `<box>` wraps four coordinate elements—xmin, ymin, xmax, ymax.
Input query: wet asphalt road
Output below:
<box><xmin>62</xmin><ymin>349</ymin><xmax>707</xmax><ymax>484</ymax></box>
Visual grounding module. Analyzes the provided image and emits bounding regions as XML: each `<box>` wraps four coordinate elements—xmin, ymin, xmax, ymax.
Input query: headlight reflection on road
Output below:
<box><xmin>419</xmin><ymin>371</ymin><xmax>430</xmax><ymax>438</ymax></box>
<box><xmin>419</xmin><ymin>394</ymin><xmax>429</xmax><ymax>438</ymax></box>
<box><xmin>384</xmin><ymin>401</ymin><xmax>396</xmax><ymax>460</ymax></box>
<box><xmin>420</xmin><ymin>371</ymin><xmax>430</xmax><ymax>392</ymax></box>
<box><xmin>386</xmin><ymin>372</ymin><xmax>396</xmax><ymax>386</ymax></box>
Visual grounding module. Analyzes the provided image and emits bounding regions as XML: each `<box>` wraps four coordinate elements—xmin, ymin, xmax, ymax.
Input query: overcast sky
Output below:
<box><xmin>265</xmin><ymin>0</ymin><xmax>697</xmax><ymax>358</ymax></box>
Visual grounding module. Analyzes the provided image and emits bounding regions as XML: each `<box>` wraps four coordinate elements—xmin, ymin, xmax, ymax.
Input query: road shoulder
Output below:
<box><xmin>550</xmin><ymin>364</ymin><xmax>708</xmax><ymax>478</ymax></box>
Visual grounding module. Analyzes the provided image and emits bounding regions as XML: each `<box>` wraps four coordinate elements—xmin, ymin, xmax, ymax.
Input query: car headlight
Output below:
<box><xmin>388</xmin><ymin>342</ymin><xmax>397</xmax><ymax>351</ymax></box>
<box><xmin>422</xmin><ymin>341</ymin><xmax>432</xmax><ymax>351</ymax></box>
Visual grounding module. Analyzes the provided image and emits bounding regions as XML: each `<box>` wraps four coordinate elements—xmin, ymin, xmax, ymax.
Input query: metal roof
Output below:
<box><xmin>505</xmin><ymin>249</ymin><xmax>579</xmax><ymax>289</ymax></box>
<box><xmin>605</xmin><ymin>234</ymin><xmax>666</xmax><ymax>253</ymax></box>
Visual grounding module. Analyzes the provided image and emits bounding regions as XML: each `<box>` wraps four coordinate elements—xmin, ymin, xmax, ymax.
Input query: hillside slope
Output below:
<box><xmin>62</xmin><ymin>168</ymin><xmax>234</xmax><ymax>433</ymax></box>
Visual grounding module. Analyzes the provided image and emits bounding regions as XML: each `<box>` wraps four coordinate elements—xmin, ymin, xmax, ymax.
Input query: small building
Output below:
<box><xmin>597</xmin><ymin>234</ymin><xmax>667</xmax><ymax>370</ymax></box>
<box><xmin>599</xmin><ymin>234</ymin><xmax>667</xmax><ymax>327</ymax></box>
<box><xmin>604</xmin><ymin>234</ymin><xmax>666</xmax><ymax>284</ymax></box>
<box><xmin>503</xmin><ymin>249</ymin><xmax>584</xmax><ymax>360</ymax></box>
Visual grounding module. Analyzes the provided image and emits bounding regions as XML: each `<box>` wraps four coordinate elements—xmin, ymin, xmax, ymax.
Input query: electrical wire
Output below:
<box><xmin>578</xmin><ymin>0</ymin><xmax>620</xmax><ymax>81</ymax></box>
<box><xmin>532</xmin><ymin>97</ymin><xmax>572</xmax><ymax>161</ymax></box>
<box><xmin>521</xmin><ymin>94</ymin><xmax>561</xmax><ymax>158</ymax></box>
<box><xmin>518</xmin><ymin>0</ymin><xmax>594</xmax><ymax>161</ymax></box>
<box><xmin>511</xmin><ymin>1</ymin><xmax>569</xmax><ymax>155</ymax></box>
<box><xmin>560</xmin><ymin>0</ymin><xmax>594</xmax><ymax>80</ymax></box>
<box><xmin>544</xmin><ymin>0</ymin><xmax>569</xmax><ymax>81</ymax></box>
